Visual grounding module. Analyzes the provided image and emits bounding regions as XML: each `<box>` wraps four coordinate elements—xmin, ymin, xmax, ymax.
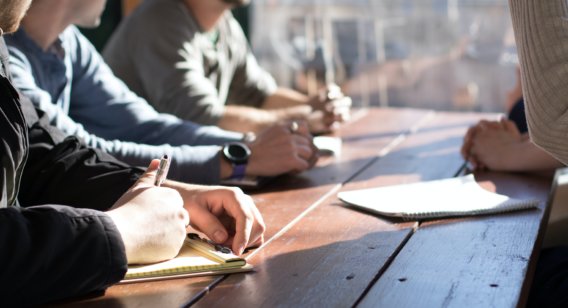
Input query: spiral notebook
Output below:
<box><xmin>338</xmin><ymin>175</ymin><xmax>539</xmax><ymax>220</ymax></box>
<box><xmin>121</xmin><ymin>233</ymin><xmax>253</xmax><ymax>283</ymax></box>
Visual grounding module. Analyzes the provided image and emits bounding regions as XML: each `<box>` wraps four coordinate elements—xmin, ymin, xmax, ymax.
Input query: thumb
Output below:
<box><xmin>136</xmin><ymin>159</ymin><xmax>161</xmax><ymax>186</ymax></box>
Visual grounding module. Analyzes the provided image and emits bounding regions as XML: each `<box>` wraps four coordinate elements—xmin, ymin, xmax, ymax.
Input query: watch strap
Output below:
<box><xmin>230</xmin><ymin>163</ymin><xmax>247</xmax><ymax>180</ymax></box>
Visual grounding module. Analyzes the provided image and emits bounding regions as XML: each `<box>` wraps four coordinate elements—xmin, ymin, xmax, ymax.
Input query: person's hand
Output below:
<box><xmin>461</xmin><ymin>122</ymin><xmax>483</xmax><ymax>168</ymax></box>
<box><xmin>462</xmin><ymin>119</ymin><xmax>524</xmax><ymax>171</ymax></box>
<box><xmin>164</xmin><ymin>183</ymin><xmax>266</xmax><ymax>255</ymax></box>
<box><xmin>307</xmin><ymin>84</ymin><xmax>352</xmax><ymax>134</ymax></box>
<box><xmin>107</xmin><ymin>160</ymin><xmax>189</xmax><ymax>264</ymax></box>
<box><xmin>461</xmin><ymin>120</ymin><xmax>500</xmax><ymax>169</ymax></box>
<box><xmin>245</xmin><ymin>121</ymin><xmax>318</xmax><ymax>176</ymax></box>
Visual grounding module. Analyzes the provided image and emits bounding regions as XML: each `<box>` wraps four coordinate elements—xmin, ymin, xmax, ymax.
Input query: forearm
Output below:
<box><xmin>74</xmin><ymin>95</ymin><xmax>243</xmax><ymax>147</ymax></box>
<box><xmin>509</xmin><ymin>0</ymin><xmax>568</xmax><ymax>164</ymax></box>
<box><xmin>218</xmin><ymin>105</ymin><xmax>279</xmax><ymax>133</ymax></box>
<box><xmin>499</xmin><ymin>140</ymin><xmax>563</xmax><ymax>172</ymax></box>
<box><xmin>0</xmin><ymin>206</ymin><xmax>127</xmax><ymax>306</ymax></box>
<box><xmin>261</xmin><ymin>88</ymin><xmax>309</xmax><ymax>109</ymax></box>
<box><xmin>84</xmin><ymin>137</ymin><xmax>225</xmax><ymax>185</ymax></box>
<box><xmin>21</xmin><ymin>113</ymin><xmax>142</xmax><ymax>209</ymax></box>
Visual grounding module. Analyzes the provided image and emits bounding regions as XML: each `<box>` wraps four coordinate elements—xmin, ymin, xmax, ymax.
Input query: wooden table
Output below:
<box><xmin>65</xmin><ymin>108</ymin><xmax>552</xmax><ymax>307</ymax></box>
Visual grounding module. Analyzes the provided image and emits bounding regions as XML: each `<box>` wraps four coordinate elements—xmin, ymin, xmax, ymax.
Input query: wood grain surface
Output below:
<box><xmin>58</xmin><ymin>108</ymin><xmax>552</xmax><ymax>308</ymax></box>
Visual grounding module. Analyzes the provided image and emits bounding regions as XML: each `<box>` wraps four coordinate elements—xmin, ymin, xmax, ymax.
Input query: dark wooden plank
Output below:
<box><xmin>357</xmin><ymin>172</ymin><xmax>552</xmax><ymax>308</ymax></box>
<box><xmin>193</xmin><ymin>203</ymin><xmax>415</xmax><ymax>307</ymax></box>
<box><xmin>54</xmin><ymin>277</ymin><xmax>215</xmax><ymax>307</ymax></box>
<box><xmin>63</xmin><ymin>108</ymin><xmax>430</xmax><ymax>307</ymax></box>
<box><xmin>193</xmin><ymin>110</ymin><xmax>488</xmax><ymax>307</ymax></box>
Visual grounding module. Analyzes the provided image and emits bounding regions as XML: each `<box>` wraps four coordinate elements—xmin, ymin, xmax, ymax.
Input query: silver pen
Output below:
<box><xmin>154</xmin><ymin>155</ymin><xmax>171</xmax><ymax>187</ymax></box>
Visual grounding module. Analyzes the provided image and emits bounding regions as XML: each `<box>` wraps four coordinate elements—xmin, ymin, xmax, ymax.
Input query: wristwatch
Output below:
<box><xmin>222</xmin><ymin>142</ymin><xmax>251</xmax><ymax>179</ymax></box>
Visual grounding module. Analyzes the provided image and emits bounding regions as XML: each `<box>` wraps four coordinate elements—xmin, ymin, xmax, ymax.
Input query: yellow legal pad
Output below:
<box><xmin>121</xmin><ymin>233</ymin><xmax>253</xmax><ymax>283</ymax></box>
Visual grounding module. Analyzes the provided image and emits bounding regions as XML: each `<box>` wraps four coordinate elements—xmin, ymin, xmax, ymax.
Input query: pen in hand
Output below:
<box><xmin>154</xmin><ymin>155</ymin><xmax>171</xmax><ymax>187</ymax></box>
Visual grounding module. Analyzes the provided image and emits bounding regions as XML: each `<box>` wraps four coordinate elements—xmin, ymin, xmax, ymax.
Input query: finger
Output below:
<box><xmin>477</xmin><ymin>121</ymin><xmax>489</xmax><ymax>131</ymax></box>
<box><xmin>461</xmin><ymin>127</ymin><xmax>476</xmax><ymax>158</ymax></box>
<box><xmin>477</xmin><ymin>120</ymin><xmax>490</xmax><ymax>128</ymax></box>
<box><xmin>487</xmin><ymin>121</ymin><xmax>502</xmax><ymax>130</ymax></box>
<box><xmin>135</xmin><ymin>159</ymin><xmax>161</xmax><ymax>187</ymax></box>
<box><xmin>460</xmin><ymin>143</ymin><xmax>470</xmax><ymax>160</ymax></box>
<box><xmin>189</xmin><ymin>206</ymin><xmax>230</xmax><ymax>244</ymax></box>
<box><xmin>478</xmin><ymin>120</ymin><xmax>500</xmax><ymax>131</ymax></box>
<box><xmin>322</xmin><ymin>112</ymin><xmax>338</xmax><ymax>126</ymax></box>
<box><xmin>292</xmin><ymin>133</ymin><xmax>313</xmax><ymax>148</ymax></box>
<box><xmin>466</xmin><ymin>124</ymin><xmax>480</xmax><ymax>139</ymax></box>
<box><xmin>307</xmin><ymin>144</ymin><xmax>319</xmax><ymax>168</ymax></box>
<box><xmin>292</xmin><ymin>155</ymin><xmax>311</xmax><ymax>172</ymax></box>
<box><xmin>250</xmin><ymin>234</ymin><xmax>265</xmax><ymax>248</ymax></box>
<box><xmin>294</xmin><ymin>120</ymin><xmax>311</xmax><ymax>137</ymax></box>
<box><xmin>328</xmin><ymin>97</ymin><xmax>352</xmax><ymax>110</ymax></box>
<box><xmin>223</xmin><ymin>193</ymin><xmax>254</xmax><ymax>255</ymax></box>
<box><xmin>469</xmin><ymin>154</ymin><xmax>481</xmax><ymax>170</ymax></box>
<box><xmin>294</xmin><ymin>142</ymin><xmax>315</xmax><ymax>161</ymax></box>
<box><xmin>243</xmin><ymin>195</ymin><xmax>265</xmax><ymax>248</ymax></box>
<box><xmin>181</xmin><ymin>208</ymin><xmax>190</xmax><ymax>229</ymax></box>
<box><xmin>463</xmin><ymin>126</ymin><xmax>474</xmax><ymax>142</ymax></box>
<box><xmin>461</xmin><ymin>137</ymin><xmax>471</xmax><ymax>158</ymax></box>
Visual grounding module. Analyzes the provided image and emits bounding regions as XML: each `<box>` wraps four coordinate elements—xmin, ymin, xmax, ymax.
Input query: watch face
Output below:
<box><xmin>224</xmin><ymin>142</ymin><xmax>251</xmax><ymax>164</ymax></box>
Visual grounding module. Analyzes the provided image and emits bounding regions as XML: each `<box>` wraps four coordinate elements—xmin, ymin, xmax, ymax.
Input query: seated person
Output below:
<box><xmin>461</xmin><ymin>75</ymin><xmax>562</xmax><ymax>172</ymax></box>
<box><xmin>103</xmin><ymin>0</ymin><xmax>351</xmax><ymax>135</ymax></box>
<box><xmin>6</xmin><ymin>0</ymin><xmax>317</xmax><ymax>185</ymax></box>
<box><xmin>509</xmin><ymin>0</ymin><xmax>568</xmax><ymax>306</ymax></box>
<box><xmin>0</xmin><ymin>1</ymin><xmax>264</xmax><ymax>305</ymax></box>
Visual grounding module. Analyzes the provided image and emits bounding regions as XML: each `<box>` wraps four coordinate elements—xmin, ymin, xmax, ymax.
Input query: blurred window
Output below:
<box><xmin>250</xmin><ymin>0</ymin><xmax>517</xmax><ymax>112</ymax></box>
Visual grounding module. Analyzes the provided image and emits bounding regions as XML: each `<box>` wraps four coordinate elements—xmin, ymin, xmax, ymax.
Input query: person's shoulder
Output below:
<box><xmin>5</xmin><ymin>28</ymin><xmax>36</xmax><ymax>54</ymax></box>
<box><xmin>61</xmin><ymin>26</ymin><xmax>97</xmax><ymax>55</ymax></box>
<box><xmin>124</xmin><ymin>0</ymin><xmax>192</xmax><ymax>32</ymax></box>
<box><xmin>221</xmin><ymin>11</ymin><xmax>246</xmax><ymax>40</ymax></box>
<box><xmin>61</xmin><ymin>25</ymin><xmax>82</xmax><ymax>39</ymax></box>
<box><xmin>222</xmin><ymin>11</ymin><xmax>247</xmax><ymax>43</ymax></box>
<box><xmin>5</xmin><ymin>29</ymin><xmax>42</xmax><ymax>66</ymax></box>
<box><xmin>60</xmin><ymin>25</ymin><xmax>90</xmax><ymax>48</ymax></box>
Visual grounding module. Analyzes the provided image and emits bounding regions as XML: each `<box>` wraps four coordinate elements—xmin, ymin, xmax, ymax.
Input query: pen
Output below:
<box><xmin>154</xmin><ymin>155</ymin><xmax>171</xmax><ymax>187</ymax></box>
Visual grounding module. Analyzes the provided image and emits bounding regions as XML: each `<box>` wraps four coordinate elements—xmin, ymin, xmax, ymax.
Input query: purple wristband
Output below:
<box><xmin>230</xmin><ymin>163</ymin><xmax>247</xmax><ymax>179</ymax></box>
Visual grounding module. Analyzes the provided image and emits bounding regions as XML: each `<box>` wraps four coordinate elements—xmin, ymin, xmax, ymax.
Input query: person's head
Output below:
<box><xmin>0</xmin><ymin>0</ymin><xmax>32</xmax><ymax>34</ymax></box>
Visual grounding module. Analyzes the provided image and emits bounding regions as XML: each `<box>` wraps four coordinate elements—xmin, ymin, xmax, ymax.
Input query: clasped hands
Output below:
<box><xmin>307</xmin><ymin>83</ymin><xmax>352</xmax><ymax>134</ymax></box>
<box><xmin>461</xmin><ymin>118</ymin><xmax>525</xmax><ymax>171</ymax></box>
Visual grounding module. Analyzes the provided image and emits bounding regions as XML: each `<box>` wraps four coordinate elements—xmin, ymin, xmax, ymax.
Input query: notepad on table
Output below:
<box><xmin>121</xmin><ymin>233</ymin><xmax>253</xmax><ymax>283</ymax></box>
<box><xmin>338</xmin><ymin>175</ymin><xmax>539</xmax><ymax>220</ymax></box>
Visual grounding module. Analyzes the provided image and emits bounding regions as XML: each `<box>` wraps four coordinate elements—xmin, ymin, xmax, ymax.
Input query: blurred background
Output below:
<box><xmin>249</xmin><ymin>0</ymin><xmax>517</xmax><ymax>112</ymax></box>
<box><xmin>89</xmin><ymin>0</ymin><xmax>517</xmax><ymax>113</ymax></box>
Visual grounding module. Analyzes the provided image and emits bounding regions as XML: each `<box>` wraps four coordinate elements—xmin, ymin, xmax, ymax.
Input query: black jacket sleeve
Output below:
<box><xmin>0</xmin><ymin>94</ymin><xmax>134</xmax><ymax>305</ymax></box>
<box><xmin>0</xmin><ymin>205</ymin><xmax>127</xmax><ymax>306</ymax></box>
<box><xmin>0</xmin><ymin>38</ymin><xmax>141</xmax><ymax>305</ymax></box>
<box><xmin>18</xmin><ymin>96</ymin><xmax>144</xmax><ymax>210</ymax></box>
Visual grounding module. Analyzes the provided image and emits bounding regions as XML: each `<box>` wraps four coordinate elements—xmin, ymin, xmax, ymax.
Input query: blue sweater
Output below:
<box><xmin>6</xmin><ymin>26</ymin><xmax>243</xmax><ymax>184</ymax></box>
